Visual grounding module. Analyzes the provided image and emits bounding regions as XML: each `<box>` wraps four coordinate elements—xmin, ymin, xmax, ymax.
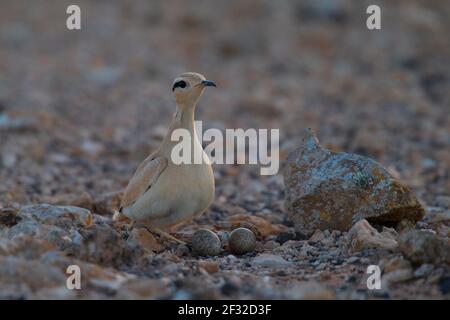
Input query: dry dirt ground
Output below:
<box><xmin>0</xmin><ymin>0</ymin><xmax>449</xmax><ymax>299</ymax></box>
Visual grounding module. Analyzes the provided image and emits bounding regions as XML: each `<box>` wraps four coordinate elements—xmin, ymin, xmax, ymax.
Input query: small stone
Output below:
<box><xmin>175</xmin><ymin>244</ymin><xmax>190</xmax><ymax>257</ymax></box>
<box><xmin>229</xmin><ymin>228</ymin><xmax>256</xmax><ymax>255</ymax></box>
<box><xmin>348</xmin><ymin>219</ymin><xmax>398</xmax><ymax>252</ymax></box>
<box><xmin>309</xmin><ymin>229</ymin><xmax>325</xmax><ymax>242</ymax></box>
<box><xmin>198</xmin><ymin>261</ymin><xmax>220</xmax><ymax>274</ymax></box>
<box><xmin>427</xmin><ymin>268</ymin><xmax>445</xmax><ymax>284</ymax></box>
<box><xmin>424</xmin><ymin>209</ymin><xmax>450</xmax><ymax>225</ymax></box>
<box><xmin>435</xmin><ymin>196</ymin><xmax>450</xmax><ymax>209</ymax></box>
<box><xmin>398</xmin><ymin>229</ymin><xmax>450</xmax><ymax>265</ymax></box>
<box><xmin>192</xmin><ymin>229</ymin><xmax>221</xmax><ymax>256</ymax></box>
<box><xmin>275</xmin><ymin>230</ymin><xmax>296</xmax><ymax>244</ymax></box>
<box><xmin>298</xmin><ymin>243</ymin><xmax>316</xmax><ymax>259</ymax></box>
<box><xmin>414</xmin><ymin>264</ymin><xmax>434</xmax><ymax>278</ymax></box>
<box><xmin>331</xmin><ymin>230</ymin><xmax>342</xmax><ymax>237</ymax></box>
<box><xmin>347</xmin><ymin>256</ymin><xmax>359</xmax><ymax>264</ymax></box>
<box><xmin>262</xmin><ymin>240</ymin><xmax>280</xmax><ymax>251</ymax></box>
<box><xmin>321</xmin><ymin>236</ymin><xmax>336</xmax><ymax>247</ymax></box>
<box><xmin>382</xmin><ymin>268</ymin><xmax>414</xmax><ymax>288</ymax></box>
<box><xmin>253</xmin><ymin>254</ymin><xmax>292</xmax><ymax>268</ymax></box>
<box><xmin>383</xmin><ymin>256</ymin><xmax>411</xmax><ymax>273</ymax></box>
<box><xmin>226</xmin><ymin>254</ymin><xmax>238</xmax><ymax>263</ymax></box>
<box><xmin>315</xmin><ymin>263</ymin><xmax>327</xmax><ymax>271</ymax></box>
<box><xmin>286</xmin><ymin>281</ymin><xmax>335</xmax><ymax>299</ymax></box>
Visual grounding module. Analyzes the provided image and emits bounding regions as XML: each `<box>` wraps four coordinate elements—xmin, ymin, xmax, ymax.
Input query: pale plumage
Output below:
<box><xmin>115</xmin><ymin>72</ymin><xmax>216</xmax><ymax>243</ymax></box>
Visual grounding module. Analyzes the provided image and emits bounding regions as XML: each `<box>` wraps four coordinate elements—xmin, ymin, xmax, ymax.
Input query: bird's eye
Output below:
<box><xmin>172</xmin><ymin>80</ymin><xmax>187</xmax><ymax>91</ymax></box>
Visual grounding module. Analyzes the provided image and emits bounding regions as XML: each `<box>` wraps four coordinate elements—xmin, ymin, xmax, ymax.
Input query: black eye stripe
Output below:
<box><xmin>172</xmin><ymin>80</ymin><xmax>187</xmax><ymax>91</ymax></box>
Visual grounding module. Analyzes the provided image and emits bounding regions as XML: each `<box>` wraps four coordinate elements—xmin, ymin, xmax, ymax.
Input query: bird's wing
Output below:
<box><xmin>120</xmin><ymin>156</ymin><xmax>168</xmax><ymax>210</ymax></box>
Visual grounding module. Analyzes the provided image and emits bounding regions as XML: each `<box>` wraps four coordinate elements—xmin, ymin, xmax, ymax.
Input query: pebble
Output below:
<box><xmin>398</xmin><ymin>229</ymin><xmax>450</xmax><ymax>265</ymax></box>
<box><xmin>229</xmin><ymin>228</ymin><xmax>256</xmax><ymax>255</ymax></box>
<box><xmin>435</xmin><ymin>196</ymin><xmax>450</xmax><ymax>209</ymax></box>
<box><xmin>226</xmin><ymin>254</ymin><xmax>238</xmax><ymax>262</ymax></box>
<box><xmin>414</xmin><ymin>264</ymin><xmax>434</xmax><ymax>278</ymax></box>
<box><xmin>382</xmin><ymin>269</ymin><xmax>414</xmax><ymax>288</ymax></box>
<box><xmin>262</xmin><ymin>240</ymin><xmax>280</xmax><ymax>251</ymax></box>
<box><xmin>312</xmin><ymin>260</ymin><xmax>321</xmax><ymax>266</ymax></box>
<box><xmin>315</xmin><ymin>263</ymin><xmax>327</xmax><ymax>271</ymax></box>
<box><xmin>198</xmin><ymin>261</ymin><xmax>220</xmax><ymax>274</ymax></box>
<box><xmin>275</xmin><ymin>231</ymin><xmax>296</xmax><ymax>244</ymax></box>
<box><xmin>347</xmin><ymin>256</ymin><xmax>360</xmax><ymax>264</ymax></box>
<box><xmin>253</xmin><ymin>254</ymin><xmax>292</xmax><ymax>268</ymax></box>
<box><xmin>191</xmin><ymin>229</ymin><xmax>221</xmax><ymax>256</ymax></box>
<box><xmin>175</xmin><ymin>244</ymin><xmax>190</xmax><ymax>257</ymax></box>
<box><xmin>348</xmin><ymin>219</ymin><xmax>398</xmax><ymax>252</ymax></box>
<box><xmin>309</xmin><ymin>229</ymin><xmax>326</xmax><ymax>242</ymax></box>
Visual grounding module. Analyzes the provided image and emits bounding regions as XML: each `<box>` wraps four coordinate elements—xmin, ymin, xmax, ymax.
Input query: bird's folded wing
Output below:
<box><xmin>120</xmin><ymin>156</ymin><xmax>168</xmax><ymax>209</ymax></box>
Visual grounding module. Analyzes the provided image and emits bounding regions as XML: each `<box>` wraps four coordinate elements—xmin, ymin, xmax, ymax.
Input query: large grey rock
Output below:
<box><xmin>3</xmin><ymin>205</ymin><xmax>89</xmax><ymax>256</ymax></box>
<box><xmin>283</xmin><ymin>129</ymin><xmax>424</xmax><ymax>237</ymax></box>
<box><xmin>19</xmin><ymin>204</ymin><xmax>92</xmax><ymax>229</ymax></box>
<box><xmin>79</xmin><ymin>224</ymin><xmax>124</xmax><ymax>267</ymax></box>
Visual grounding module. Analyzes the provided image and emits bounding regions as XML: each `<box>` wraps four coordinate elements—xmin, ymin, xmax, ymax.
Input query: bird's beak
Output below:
<box><xmin>200</xmin><ymin>80</ymin><xmax>216</xmax><ymax>88</ymax></box>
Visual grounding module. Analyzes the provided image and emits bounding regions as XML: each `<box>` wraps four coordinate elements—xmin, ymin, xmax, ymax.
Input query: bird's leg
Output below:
<box><xmin>112</xmin><ymin>211</ymin><xmax>135</xmax><ymax>232</ymax></box>
<box><xmin>143</xmin><ymin>225</ymin><xmax>187</xmax><ymax>245</ymax></box>
<box><xmin>128</xmin><ymin>220</ymin><xmax>136</xmax><ymax>232</ymax></box>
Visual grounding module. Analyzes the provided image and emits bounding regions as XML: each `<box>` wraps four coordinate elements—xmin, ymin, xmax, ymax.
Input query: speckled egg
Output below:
<box><xmin>229</xmin><ymin>228</ymin><xmax>256</xmax><ymax>255</ymax></box>
<box><xmin>192</xmin><ymin>229</ymin><xmax>222</xmax><ymax>256</ymax></box>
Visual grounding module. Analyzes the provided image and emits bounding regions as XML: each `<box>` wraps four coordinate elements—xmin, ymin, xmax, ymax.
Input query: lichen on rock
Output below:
<box><xmin>283</xmin><ymin>129</ymin><xmax>425</xmax><ymax>237</ymax></box>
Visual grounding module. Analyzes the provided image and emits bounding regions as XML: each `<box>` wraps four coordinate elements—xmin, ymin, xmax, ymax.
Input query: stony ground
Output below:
<box><xmin>0</xmin><ymin>0</ymin><xmax>449</xmax><ymax>299</ymax></box>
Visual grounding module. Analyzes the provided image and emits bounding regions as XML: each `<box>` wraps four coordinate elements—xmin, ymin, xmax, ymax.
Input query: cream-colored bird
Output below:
<box><xmin>114</xmin><ymin>72</ymin><xmax>216</xmax><ymax>244</ymax></box>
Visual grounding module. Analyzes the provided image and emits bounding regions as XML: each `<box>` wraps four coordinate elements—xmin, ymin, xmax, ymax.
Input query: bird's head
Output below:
<box><xmin>172</xmin><ymin>72</ymin><xmax>216</xmax><ymax>107</ymax></box>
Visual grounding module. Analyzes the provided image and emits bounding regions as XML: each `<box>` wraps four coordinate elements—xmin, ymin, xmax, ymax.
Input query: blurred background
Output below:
<box><xmin>0</xmin><ymin>0</ymin><xmax>449</xmax><ymax>209</ymax></box>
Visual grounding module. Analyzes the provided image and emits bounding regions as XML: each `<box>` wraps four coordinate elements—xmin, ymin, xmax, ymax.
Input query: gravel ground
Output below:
<box><xmin>0</xmin><ymin>0</ymin><xmax>449</xmax><ymax>299</ymax></box>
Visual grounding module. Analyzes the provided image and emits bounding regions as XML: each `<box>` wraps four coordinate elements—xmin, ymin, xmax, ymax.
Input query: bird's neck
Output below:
<box><xmin>161</xmin><ymin>103</ymin><xmax>198</xmax><ymax>150</ymax></box>
<box><xmin>172</xmin><ymin>103</ymin><xmax>196</xmax><ymax>131</ymax></box>
<box><xmin>159</xmin><ymin>102</ymin><xmax>205</xmax><ymax>160</ymax></box>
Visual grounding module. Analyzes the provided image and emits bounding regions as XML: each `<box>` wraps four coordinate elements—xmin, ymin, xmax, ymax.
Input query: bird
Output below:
<box><xmin>114</xmin><ymin>72</ymin><xmax>216</xmax><ymax>245</ymax></box>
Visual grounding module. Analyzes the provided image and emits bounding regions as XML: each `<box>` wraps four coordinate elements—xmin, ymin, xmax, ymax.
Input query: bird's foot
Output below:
<box><xmin>113</xmin><ymin>210</ymin><xmax>132</xmax><ymax>223</ymax></box>
<box><xmin>142</xmin><ymin>226</ymin><xmax>187</xmax><ymax>246</ymax></box>
<box><xmin>112</xmin><ymin>211</ymin><xmax>135</xmax><ymax>232</ymax></box>
<box><xmin>127</xmin><ymin>220</ymin><xmax>136</xmax><ymax>232</ymax></box>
